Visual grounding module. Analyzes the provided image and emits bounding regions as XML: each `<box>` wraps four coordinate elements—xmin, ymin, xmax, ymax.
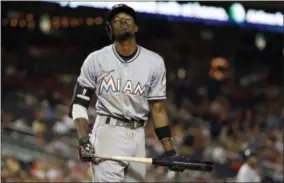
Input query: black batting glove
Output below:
<box><xmin>163</xmin><ymin>150</ymin><xmax>186</xmax><ymax>172</ymax></box>
<box><xmin>79</xmin><ymin>136</ymin><xmax>95</xmax><ymax>162</ymax></box>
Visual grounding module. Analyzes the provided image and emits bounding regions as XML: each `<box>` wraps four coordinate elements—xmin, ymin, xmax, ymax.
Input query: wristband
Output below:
<box><xmin>155</xmin><ymin>125</ymin><xmax>172</xmax><ymax>140</ymax></box>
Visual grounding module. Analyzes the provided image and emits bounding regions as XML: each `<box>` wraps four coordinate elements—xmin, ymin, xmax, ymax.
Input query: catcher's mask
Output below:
<box><xmin>105</xmin><ymin>4</ymin><xmax>136</xmax><ymax>41</ymax></box>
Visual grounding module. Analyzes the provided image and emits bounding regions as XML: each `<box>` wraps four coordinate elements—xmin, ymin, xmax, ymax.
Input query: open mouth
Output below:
<box><xmin>120</xmin><ymin>28</ymin><xmax>130</xmax><ymax>33</ymax></box>
<box><xmin>120</xmin><ymin>24</ymin><xmax>130</xmax><ymax>30</ymax></box>
<box><xmin>120</xmin><ymin>26</ymin><xmax>129</xmax><ymax>30</ymax></box>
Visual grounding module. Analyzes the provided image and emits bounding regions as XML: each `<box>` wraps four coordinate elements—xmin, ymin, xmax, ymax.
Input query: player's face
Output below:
<box><xmin>111</xmin><ymin>12</ymin><xmax>138</xmax><ymax>41</ymax></box>
<box><xmin>248</xmin><ymin>156</ymin><xmax>258</xmax><ymax>168</ymax></box>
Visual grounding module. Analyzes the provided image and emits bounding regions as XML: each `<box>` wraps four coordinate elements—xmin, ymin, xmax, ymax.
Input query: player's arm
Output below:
<box><xmin>68</xmin><ymin>53</ymin><xmax>98</xmax><ymax>162</ymax></box>
<box><xmin>150</xmin><ymin>100</ymin><xmax>175</xmax><ymax>152</ymax></box>
<box><xmin>148</xmin><ymin>57</ymin><xmax>185</xmax><ymax>172</ymax></box>
<box><xmin>69</xmin><ymin>53</ymin><xmax>97</xmax><ymax>138</ymax></box>
<box><xmin>148</xmin><ymin>58</ymin><xmax>175</xmax><ymax>153</ymax></box>
<box><xmin>69</xmin><ymin>83</ymin><xmax>94</xmax><ymax>139</ymax></box>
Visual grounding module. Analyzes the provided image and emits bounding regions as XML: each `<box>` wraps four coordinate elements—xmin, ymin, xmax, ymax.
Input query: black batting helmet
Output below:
<box><xmin>243</xmin><ymin>148</ymin><xmax>258</xmax><ymax>160</ymax></box>
<box><xmin>105</xmin><ymin>4</ymin><xmax>136</xmax><ymax>41</ymax></box>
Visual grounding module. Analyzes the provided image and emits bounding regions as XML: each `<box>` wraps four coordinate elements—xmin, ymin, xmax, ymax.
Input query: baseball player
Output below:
<box><xmin>68</xmin><ymin>4</ymin><xmax>186</xmax><ymax>182</ymax></box>
<box><xmin>236</xmin><ymin>149</ymin><xmax>261</xmax><ymax>182</ymax></box>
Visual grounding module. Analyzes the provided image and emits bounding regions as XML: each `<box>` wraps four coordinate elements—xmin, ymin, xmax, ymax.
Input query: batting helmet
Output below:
<box><xmin>243</xmin><ymin>148</ymin><xmax>258</xmax><ymax>160</ymax></box>
<box><xmin>105</xmin><ymin>4</ymin><xmax>136</xmax><ymax>41</ymax></box>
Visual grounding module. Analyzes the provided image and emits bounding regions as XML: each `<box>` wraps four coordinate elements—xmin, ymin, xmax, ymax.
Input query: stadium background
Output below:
<box><xmin>1</xmin><ymin>1</ymin><xmax>283</xmax><ymax>182</ymax></box>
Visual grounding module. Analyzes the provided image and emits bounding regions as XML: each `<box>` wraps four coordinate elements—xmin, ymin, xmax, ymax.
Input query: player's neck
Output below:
<box><xmin>114</xmin><ymin>39</ymin><xmax>137</xmax><ymax>56</ymax></box>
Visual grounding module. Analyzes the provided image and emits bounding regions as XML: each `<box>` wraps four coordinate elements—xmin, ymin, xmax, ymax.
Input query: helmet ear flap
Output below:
<box><xmin>105</xmin><ymin>21</ymin><xmax>114</xmax><ymax>41</ymax></box>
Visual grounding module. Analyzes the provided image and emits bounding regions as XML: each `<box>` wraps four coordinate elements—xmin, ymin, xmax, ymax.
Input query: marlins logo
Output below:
<box><xmin>98</xmin><ymin>69</ymin><xmax>148</xmax><ymax>96</ymax></box>
<box><xmin>98</xmin><ymin>70</ymin><xmax>115</xmax><ymax>80</ymax></box>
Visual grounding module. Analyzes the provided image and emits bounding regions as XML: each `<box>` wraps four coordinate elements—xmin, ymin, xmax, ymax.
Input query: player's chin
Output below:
<box><xmin>119</xmin><ymin>28</ymin><xmax>131</xmax><ymax>35</ymax></box>
<box><xmin>115</xmin><ymin>32</ymin><xmax>134</xmax><ymax>41</ymax></box>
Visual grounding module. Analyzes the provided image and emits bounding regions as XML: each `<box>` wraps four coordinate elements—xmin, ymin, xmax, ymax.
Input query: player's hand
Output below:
<box><xmin>79</xmin><ymin>136</ymin><xmax>95</xmax><ymax>162</ymax></box>
<box><xmin>162</xmin><ymin>150</ymin><xmax>186</xmax><ymax>172</ymax></box>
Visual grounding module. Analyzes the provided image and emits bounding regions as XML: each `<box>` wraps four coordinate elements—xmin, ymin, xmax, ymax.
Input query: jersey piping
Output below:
<box><xmin>112</xmin><ymin>44</ymin><xmax>141</xmax><ymax>63</ymax></box>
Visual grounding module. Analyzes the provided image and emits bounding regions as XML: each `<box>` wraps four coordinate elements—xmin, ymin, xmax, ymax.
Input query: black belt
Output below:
<box><xmin>100</xmin><ymin>115</ymin><xmax>145</xmax><ymax>129</ymax></box>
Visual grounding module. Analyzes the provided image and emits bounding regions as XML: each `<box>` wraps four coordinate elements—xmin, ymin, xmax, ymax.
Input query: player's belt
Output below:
<box><xmin>104</xmin><ymin>115</ymin><xmax>145</xmax><ymax>129</ymax></box>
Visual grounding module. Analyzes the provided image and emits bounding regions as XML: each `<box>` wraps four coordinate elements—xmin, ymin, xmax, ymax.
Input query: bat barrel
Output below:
<box><xmin>153</xmin><ymin>158</ymin><xmax>214</xmax><ymax>172</ymax></box>
<box><xmin>174</xmin><ymin>160</ymin><xmax>214</xmax><ymax>172</ymax></box>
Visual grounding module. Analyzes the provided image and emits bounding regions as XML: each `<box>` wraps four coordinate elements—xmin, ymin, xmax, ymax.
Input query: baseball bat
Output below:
<box><xmin>92</xmin><ymin>154</ymin><xmax>214</xmax><ymax>172</ymax></box>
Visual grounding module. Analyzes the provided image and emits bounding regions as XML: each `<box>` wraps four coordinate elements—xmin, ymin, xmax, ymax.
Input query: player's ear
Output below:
<box><xmin>135</xmin><ymin>25</ymin><xmax>138</xmax><ymax>33</ymax></box>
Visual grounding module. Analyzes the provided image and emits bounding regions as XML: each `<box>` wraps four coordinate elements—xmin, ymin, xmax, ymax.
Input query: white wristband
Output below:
<box><xmin>72</xmin><ymin>104</ymin><xmax>89</xmax><ymax>121</ymax></box>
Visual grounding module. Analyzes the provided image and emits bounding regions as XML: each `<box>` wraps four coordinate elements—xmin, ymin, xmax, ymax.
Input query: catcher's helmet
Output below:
<box><xmin>105</xmin><ymin>4</ymin><xmax>136</xmax><ymax>41</ymax></box>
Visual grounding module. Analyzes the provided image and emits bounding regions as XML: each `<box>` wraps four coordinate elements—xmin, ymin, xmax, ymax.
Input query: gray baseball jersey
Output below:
<box><xmin>77</xmin><ymin>44</ymin><xmax>166</xmax><ymax>121</ymax></box>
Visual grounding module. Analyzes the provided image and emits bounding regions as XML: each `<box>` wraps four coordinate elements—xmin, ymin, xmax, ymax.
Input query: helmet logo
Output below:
<box><xmin>113</xmin><ymin>4</ymin><xmax>126</xmax><ymax>8</ymax></box>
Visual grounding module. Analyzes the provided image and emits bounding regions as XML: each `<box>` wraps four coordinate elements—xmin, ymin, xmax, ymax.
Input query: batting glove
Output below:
<box><xmin>163</xmin><ymin>150</ymin><xmax>186</xmax><ymax>172</ymax></box>
<box><xmin>79</xmin><ymin>136</ymin><xmax>95</xmax><ymax>162</ymax></box>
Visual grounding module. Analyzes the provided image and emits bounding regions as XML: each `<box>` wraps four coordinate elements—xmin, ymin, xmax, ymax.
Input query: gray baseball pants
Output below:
<box><xmin>89</xmin><ymin>115</ymin><xmax>147</xmax><ymax>182</ymax></box>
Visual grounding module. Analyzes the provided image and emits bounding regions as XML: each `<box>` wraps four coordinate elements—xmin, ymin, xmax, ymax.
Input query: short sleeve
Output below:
<box><xmin>148</xmin><ymin>59</ymin><xmax>166</xmax><ymax>100</ymax></box>
<box><xmin>77</xmin><ymin>53</ymin><xmax>97</xmax><ymax>89</ymax></box>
